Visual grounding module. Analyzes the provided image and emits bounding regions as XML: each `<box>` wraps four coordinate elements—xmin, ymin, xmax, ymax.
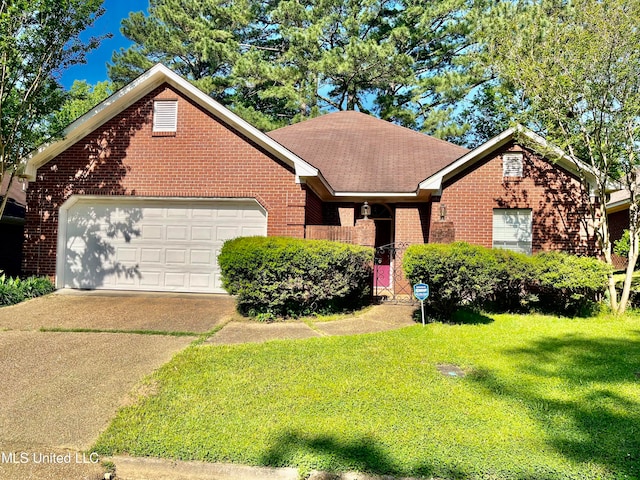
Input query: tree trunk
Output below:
<box><xmin>618</xmin><ymin>249</ymin><xmax>638</xmax><ymax>313</ymax></box>
<box><xmin>597</xmin><ymin>191</ymin><xmax>619</xmax><ymax>312</ymax></box>
<box><xmin>617</xmin><ymin>199</ymin><xmax>640</xmax><ymax>314</ymax></box>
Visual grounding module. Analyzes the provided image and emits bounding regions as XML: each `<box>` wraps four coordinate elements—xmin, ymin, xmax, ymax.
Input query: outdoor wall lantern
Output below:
<box><xmin>440</xmin><ymin>204</ymin><xmax>447</xmax><ymax>221</ymax></box>
<box><xmin>361</xmin><ymin>201</ymin><xmax>371</xmax><ymax>219</ymax></box>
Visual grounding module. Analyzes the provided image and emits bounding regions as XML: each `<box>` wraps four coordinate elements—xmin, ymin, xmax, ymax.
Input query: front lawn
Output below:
<box><xmin>94</xmin><ymin>312</ymin><xmax>640</xmax><ymax>479</ymax></box>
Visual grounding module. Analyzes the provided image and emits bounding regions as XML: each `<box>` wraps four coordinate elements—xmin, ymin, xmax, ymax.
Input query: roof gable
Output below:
<box><xmin>268</xmin><ymin>111</ymin><xmax>468</xmax><ymax>194</ymax></box>
<box><xmin>419</xmin><ymin>125</ymin><xmax>599</xmax><ymax>192</ymax></box>
<box><xmin>25</xmin><ymin>64</ymin><xmax>318</xmax><ymax>182</ymax></box>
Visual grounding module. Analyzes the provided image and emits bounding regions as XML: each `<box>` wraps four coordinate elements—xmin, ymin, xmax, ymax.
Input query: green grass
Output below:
<box><xmin>39</xmin><ymin>327</ymin><xmax>199</xmax><ymax>337</ymax></box>
<box><xmin>93</xmin><ymin>312</ymin><xmax>640</xmax><ymax>479</ymax></box>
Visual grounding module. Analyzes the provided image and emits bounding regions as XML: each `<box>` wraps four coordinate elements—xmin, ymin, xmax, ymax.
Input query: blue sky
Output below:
<box><xmin>59</xmin><ymin>0</ymin><xmax>148</xmax><ymax>89</ymax></box>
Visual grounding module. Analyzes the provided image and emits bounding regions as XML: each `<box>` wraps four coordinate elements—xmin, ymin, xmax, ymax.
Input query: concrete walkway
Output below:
<box><xmin>207</xmin><ymin>304</ymin><xmax>415</xmax><ymax>346</ymax></box>
<box><xmin>0</xmin><ymin>291</ymin><xmax>417</xmax><ymax>480</ymax></box>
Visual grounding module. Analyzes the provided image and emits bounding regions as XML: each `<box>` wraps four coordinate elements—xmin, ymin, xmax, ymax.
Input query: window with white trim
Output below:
<box><xmin>493</xmin><ymin>208</ymin><xmax>532</xmax><ymax>254</ymax></box>
<box><xmin>503</xmin><ymin>152</ymin><xmax>523</xmax><ymax>177</ymax></box>
<box><xmin>153</xmin><ymin>100</ymin><xmax>178</xmax><ymax>133</ymax></box>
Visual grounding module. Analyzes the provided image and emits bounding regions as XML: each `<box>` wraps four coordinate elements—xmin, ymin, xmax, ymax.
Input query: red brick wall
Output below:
<box><xmin>23</xmin><ymin>84</ymin><xmax>307</xmax><ymax>277</ymax></box>
<box><xmin>321</xmin><ymin>202</ymin><xmax>354</xmax><ymax>226</ymax></box>
<box><xmin>430</xmin><ymin>143</ymin><xmax>595</xmax><ymax>254</ymax></box>
<box><xmin>395</xmin><ymin>204</ymin><xmax>430</xmax><ymax>245</ymax></box>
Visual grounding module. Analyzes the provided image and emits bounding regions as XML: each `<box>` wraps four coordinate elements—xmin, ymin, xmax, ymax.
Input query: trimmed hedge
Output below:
<box><xmin>403</xmin><ymin>242</ymin><xmax>610</xmax><ymax>319</ymax></box>
<box><xmin>218</xmin><ymin>236</ymin><xmax>374</xmax><ymax>318</ymax></box>
<box><xmin>532</xmin><ymin>251</ymin><xmax>612</xmax><ymax>316</ymax></box>
<box><xmin>0</xmin><ymin>273</ymin><xmax>55</xmax><ymax>306</ymax></box>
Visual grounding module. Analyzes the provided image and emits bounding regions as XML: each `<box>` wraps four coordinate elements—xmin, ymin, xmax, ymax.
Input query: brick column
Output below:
<box><xmin>430</xmin><ymin>221</ymin><xmax>455</xmax><ymax>243</ymax></box>
<box><xmin>353</xmin><ymin>218</ymin><xmax>375</xmax><ymax>247</ymax></box>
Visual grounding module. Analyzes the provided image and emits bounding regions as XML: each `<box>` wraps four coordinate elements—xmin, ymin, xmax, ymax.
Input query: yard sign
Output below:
<box><xmin>413</xmin><ymin>283</ymin><xmax>429</xmax><ymax>326</ymax></box>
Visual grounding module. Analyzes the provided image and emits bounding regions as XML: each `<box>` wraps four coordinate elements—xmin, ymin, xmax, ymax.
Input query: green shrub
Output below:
<box><xmin>0</xmin><ymin>273</ymin><xmax>55</xmax><ymax>306</ymax></box>
<box><xmin>485</xmin><ymin>248</ymin><xmax>537</xmax><ymax>312</ymax></box>
<box><xmin>530</xmin><ymin>252</ymin><xmax>611</xmax><ymax>316</ymax></box>
<box><xmin>403</xmin><ymin>243</ymin><xmax>610</xmax><ymax>318</ymax></box>
<box><xmin>613</xmin><ymin>230</ymin><xmax>630</xmax><ymax>258</ymax></box>
<box><xmin>0</xmin><ymin>275</ymin><xmax>24</xmax><ymax>305</ymax></box>
<box><xmin>218</xmin><ymin>237</ymin><xmax>373</xmax><ymax>318</ymax></box>
<box><xmin>403</xmin><ymin>242</ymin><xmax>524</xmax><ymax>319</ymax></box>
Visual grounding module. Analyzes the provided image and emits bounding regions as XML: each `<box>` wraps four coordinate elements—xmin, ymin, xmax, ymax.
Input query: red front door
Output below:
<box><xmin>373</xmin><ymin>218</ymin><xmax>392</xmax><ymax>288</ymax></box>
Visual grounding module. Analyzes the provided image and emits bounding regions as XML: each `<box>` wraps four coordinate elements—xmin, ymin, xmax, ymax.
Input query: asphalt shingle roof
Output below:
<box><xmin>267</xmin><ymin>111</ymin><xmax>469</xmax><ymax>193</ymax></box>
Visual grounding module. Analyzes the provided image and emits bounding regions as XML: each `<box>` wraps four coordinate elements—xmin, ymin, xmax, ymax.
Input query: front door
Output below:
<box><xmin>372</xmin><ymin>205</ymin><xmax>393</xmax><ymax>289</ymax></box>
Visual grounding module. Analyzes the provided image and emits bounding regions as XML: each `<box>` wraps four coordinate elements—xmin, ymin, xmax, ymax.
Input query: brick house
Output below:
<box><xmin>23</xmin><ymin>64</ymin><xmax>597</xmax><ymax>294</ymax></box>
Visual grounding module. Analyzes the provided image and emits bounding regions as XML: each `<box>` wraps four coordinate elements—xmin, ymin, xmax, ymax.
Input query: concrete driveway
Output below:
<box><xmin>0</xmin><ymin>290</ymin><xmax>236</xmax><ymax>479</ymax></box>
<box><xmin>0</xmin><ymin>289</ymin><xmax>236</xmax><ymax>332</ymax></box>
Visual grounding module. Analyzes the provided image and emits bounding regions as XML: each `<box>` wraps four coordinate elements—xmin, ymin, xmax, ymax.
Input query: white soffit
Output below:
<box><xmin>25</xmin><ymin>64</ymin><xmax>318</xmax><ymax>181</ymax></box>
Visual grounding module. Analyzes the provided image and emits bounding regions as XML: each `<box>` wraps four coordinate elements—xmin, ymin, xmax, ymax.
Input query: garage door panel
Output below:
<box><xmin>216</xmin><ymin>207</ymin><xmax>242</xmax><ymax>218</ymax></box>
<box><xmin>242</xmin><ymin>226</ymin><xmax>267</xmax><ymax>236</ymax></box>
<box><xmin>165</xmin><ymin>272</ymin><xmax>186</xmax><ymax>287</ymax></box>
<box><xmin>165</xmin><ymin>249</ymin><xmax>186</xmax><ymax>264</ymax></box>
<box><xmin>189</xmin><ymin>273</ymin><xmax>211</xmax><ymax>288</ymax></box>
<box><xmin>61</xmin><ymin>198</ymin><xmax>266</xmax><ymax>293</ymax></box>
<box><xmin>116</xmin><ymin>247</ymin><xmax>138</xmax><ymax>263</ymax></box>
<box><xmin>216</xmin><ymin>225</ymin><xmax>243</xmax><ymax>241</ymax></box>
<box><xmin>115</xmin><ymin>274</ymin><xmax>136</xmax><ymax>287</ymax></box>
<box><xmin>192</xmin><ymin>226</ymin><xmax>213</xmax><ymax>240</ymax></box>
<box><xmin>192</xmin><ymin>209</ymin><xmax>215</xmax><ymax>218</ymax></box>
<box><xmin>141</xmin><ymin>248</ymin><xmax>162</xmax><ymax>264</ymax></box>
<box><xmin>140</xmin><ymin>272</ymin><xmax>162</xmax><ymax>287</ymax></box>
<box><xmin>190</xmin><ymin>250</ymin><xmax>212</xmax><ymax>265</ymax></box>
<box><xmin>142</xmin><ymin>225</ymin><xmax>163</xmax><ymax>240</ymax></box>
<box><xmin>166</xmin><ymin>225</ymin><xmax>188</xmax><ymax>240</ymax></box>
<box><xmin>166</xmin><ymin>208</ymin><xmax>188</xmax><ymax>218</ymax></box>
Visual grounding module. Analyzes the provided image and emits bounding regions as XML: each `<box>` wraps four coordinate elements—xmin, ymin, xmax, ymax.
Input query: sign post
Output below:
<box><xmin>413</xmin><ymin>283</ymin><xmax>429</xmax><ymax>326</ymax></box>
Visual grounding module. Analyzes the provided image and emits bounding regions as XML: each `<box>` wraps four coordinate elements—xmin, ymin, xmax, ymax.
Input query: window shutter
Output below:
<box><xmin>503</xmin><ymin>153</ymin><xmax>523</xmax><ymax>177</ymax></box>
<box><xmin>153</xmin><ymin>100</ymin><xmax>178</xmax><ymax>132</ymax></box>
<box><xmin>493</xmin><ymin>209</ymin><xmax>532</xmax><ymax>254</ymax></box>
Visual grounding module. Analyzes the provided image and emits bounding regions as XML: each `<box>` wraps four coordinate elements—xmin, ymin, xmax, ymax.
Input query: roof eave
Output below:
<box><xmin>418</xmin><ymin>127</ymin><xmax>518</xmax><ymax>192</ymax></box>
<box><xmin>606</xmin><ymin>198</ymin><xmax>630</xmax><ymax>213</ymax></box>
<box><xmin>25</xmin><ymin>64</ymin><xmax>318</xmax><ymax>182</ymax></box>
<box><xmin>418</xmin><ymin>125</ymin><xmax>600</xmax><ymax>192</ymax></box>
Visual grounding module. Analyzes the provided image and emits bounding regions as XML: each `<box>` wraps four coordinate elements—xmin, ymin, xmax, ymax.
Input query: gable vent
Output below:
<box><xmin>153</xmin><ymin>100</ymin><xmax>178</xmax><ymax>132</ymax></box>
<box><xmin>503</xmin><ymin>152</ymin><xmax>523</xmax><ymax>177</ymax></box>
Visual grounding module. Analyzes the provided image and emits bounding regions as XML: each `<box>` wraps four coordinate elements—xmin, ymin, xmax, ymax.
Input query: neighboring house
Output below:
<box><xmin>0</xmin><ymin>174</ymin><xmax>27</xmax><ymax>276</ymax></box>
<box><xmin>606</xmin><ymin>189</ymin><xmax>631</xmax><ymax>270</ymax></box>
<box><xmin>23</xmin><ymin>64</ymin><xmax>598</xmax><ymax>294</ymax></box>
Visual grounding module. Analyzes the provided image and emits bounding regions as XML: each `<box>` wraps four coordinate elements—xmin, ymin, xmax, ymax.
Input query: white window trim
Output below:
<box><xmin>493</xmin><ymin>208</ymin><xmax>532</xmax><ymax>255</ymax></box>
<box><xmin>503</xmin><ymin>152</ymin><xmax>523</xmax><ymax>177</ymax></box>
<box><xmin>153</xmin><ymin>100</ymin><xmax>178</xmax><ymax>132</ymax></box>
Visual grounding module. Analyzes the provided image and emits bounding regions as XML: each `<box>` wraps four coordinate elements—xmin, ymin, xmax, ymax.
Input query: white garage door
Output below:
<box><xmin>58</xmin><ymin>197</ymin><xmax>267</xmax><ymax>293</ymax></box>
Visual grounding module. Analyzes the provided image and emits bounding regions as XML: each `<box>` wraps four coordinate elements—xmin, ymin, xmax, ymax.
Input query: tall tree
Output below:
<box><xmin>454</xmin><ymin>80</ymin><xmax>523</xmax><ymax>148</ymax></box>
<box><xmin>237</xmin><ymin>0</ymin><xmax>490</xmax><ymax>135</ymax></box>
<box><xmin>110</xmin><ymin>0</ymin><xmax>490</xmax><ymax>135</ymax></box>
<box><xmin>384</xmin><ymin>0</ymin><xmax>489</xmax><ymax>138</ymax></box>
<box><xmin>0</xmin><ymin>0</ymin><xmax>108</xmax><ymax>220</ymax></box>
<box><xmin>109</xmin><ymin>0</ymin><xmax>291</xmax><ymax>129</ymax></box>
<box><xmin>484</xmin><ymin>0</ymin><xmax>640</xmax><ymax>313</ymax></box>
<box><xmin>49</xmin><ymin>80</ymin><xmax>113</xmax><ymax>134</ymax></box>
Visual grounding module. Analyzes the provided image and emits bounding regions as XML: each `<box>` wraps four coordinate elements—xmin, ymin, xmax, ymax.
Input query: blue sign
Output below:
<box><xmin>413</xmin><ymin>283</ymin><xmax>429</xmax><ymax>301</ymax></box>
